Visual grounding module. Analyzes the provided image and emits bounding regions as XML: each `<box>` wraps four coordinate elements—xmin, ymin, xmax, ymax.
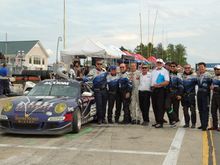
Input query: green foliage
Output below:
<box><xmin>130</xmin><ymin>42</ymin><xmax>187</xmax><ymax>66</ymax></box>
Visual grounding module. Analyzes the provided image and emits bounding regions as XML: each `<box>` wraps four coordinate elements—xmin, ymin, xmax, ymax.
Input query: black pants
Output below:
<box><xmin>115</xmin><ymin>90</ymin><xmax>131</xmax><ymax>123</ymax></box>
<box><xmin>164</xmin><ymin>92</ymin><xmax>178</xmax><ymax>123</ymax></box>
<box><xmin>181</xmin><ymin>93</ymin><xmax>196</xmax><ymax>125</ymax></box>
<box><xmin>94</xmin><ymin>89</ymin><xmax>107</xmax><ymax>122</ymax></box>
<box><xmin>197</xmin><ymin>91</ymin><xmax>210</xmax><ymax>129</ymax></box>
<box><xmin>107</xmin><ymin>90</ymin><xmax>118</xmax><ymax>122</ymax></box>
<box><xmin>139</xmin><ymin>90</ymin><xmax>151</xmax><ymax>122</ymax></box>
<box><xmin>0</xmin><ymin>79</ymin><xmax>3</xmax><ymax>95</ymax></box>
<box><xmin>1</xmin><ymin>79</ymin><xmax>10</xmax><ymax>95</ymax></box>
<box><xmin>211</xmin><ymin>94</ymin><xmax>220</xmax><ymax>128</ymax></box>
<box><xmin>152</xmin><ymin>87</ymin><xmax>166</xmax><ymax>125</ymax></box>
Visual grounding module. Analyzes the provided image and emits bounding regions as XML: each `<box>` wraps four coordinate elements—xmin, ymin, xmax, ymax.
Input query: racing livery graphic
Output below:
<box><xmin>0</xmin><ymin>79</ymin><xmax>96</xmax><ymax>135</ymax></box>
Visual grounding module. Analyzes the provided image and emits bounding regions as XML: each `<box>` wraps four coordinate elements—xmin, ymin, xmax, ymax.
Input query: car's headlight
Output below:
<box><xmin>0</xmin><ymin>115</ymin><xmax>8</xmax><ymax>120</ymax></box>
<box><xmin>3</xmin><ymin>101</ymin><xmax>13</xmax><ymax>112</ymax></box>
<box><xmin>48</xmin><ymin>116</ymin><xmax>65</xmax><ymax>122</ymax></box>
<box><xmin>54</xmin><ymin>103</ymin><xmax>67</xmax><ymax>114</ymax></box>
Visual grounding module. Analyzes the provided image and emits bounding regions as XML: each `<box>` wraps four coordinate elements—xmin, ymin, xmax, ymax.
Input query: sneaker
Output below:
<box><xmin>141</xmin><ymin>121</ymin><xmax>149</xmax><ymax>126</ymax></box>
<box><xmin>155</xmin><ymin>124</ymin><xmax>163</xmax><ymax>128</ymax></box>
<box><xmin>183</xmin><ymin>124</ymin><xmax>189</xmax><ymax>128</ymax></box>
<box><xmin>197</xmin><ymin>126</ymin><xmax>202</xmax><ymax>129</ymax></box>
<box><xmin>170</xmin><ymin>121</ymin><xmax>177</xmax><ymax>128</ymax></box>
<box><xmin>152</xmin><ymin>123</ymin><xmax>157</xmax><ymax>127</ymax></box>
<box><xmin>191</xmin><ymin>124</ymin><xmax>196</xmax><ymax>128</ymax></box>
<box><xmin>137</xmin><ymin>120</ymin><xmax>141</xmax><ymax>125</ymax></box>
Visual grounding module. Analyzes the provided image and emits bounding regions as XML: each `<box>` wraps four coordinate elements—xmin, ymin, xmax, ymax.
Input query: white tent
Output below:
<box><xmin>60</xmin><ymin>39</ymin><xmax>125</xmax><ymax>65</ymax></box>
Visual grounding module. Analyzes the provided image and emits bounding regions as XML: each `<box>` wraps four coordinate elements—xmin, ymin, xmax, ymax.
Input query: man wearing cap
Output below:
<box><xmin>88</xmin><ymin>59</ymin><xmax>108</xmax><ymax>124</ymax></box>
<box><xmin>151</xmin><ymin>59</ymin><xmax>170</xmax><ymax>128</ymax></box>
<box><xmin>197</xmin><ymin>62</ymin><xmax>212</xmax><ymax>131</ymax></box>
<box><xmin>181</xmin><ymin>64</ymin><xmax>197</xmax><ymax>128</ymax></box>
<box><xmin>129</xmin><ymin>62</ymin><xmax>141</xmax><ymax>124</ymax></box>
<box><xmin>138</xmin><ymin>64</ymin><xmax>152</xmax><ymax>125</ymax></box>
<box><xmin>115</xmin><ymin>63</ymin><xmax>132</xmax><ymax>124</ymax></box>
<box><xmin>208</xmin><ymin>65</ymin><xmax>220</xmax><ymax>131</ymax></box>
<box><xmin>106</xmin><ymin>66</ymin><xmax>119</xmax><ymax>124</ymax></box>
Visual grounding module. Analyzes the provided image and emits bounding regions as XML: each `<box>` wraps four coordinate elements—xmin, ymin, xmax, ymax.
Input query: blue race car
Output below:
<box><xmin>0</xmin><ymin>79</ymin><xmax>96</xmax><ymax>135</ymax></box>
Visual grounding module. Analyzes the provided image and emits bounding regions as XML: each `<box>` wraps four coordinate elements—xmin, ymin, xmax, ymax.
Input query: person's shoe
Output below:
<box><xmin>155</xmin><ymin>124</ymin><xmax>163</xmax><ymax>128</ymax></box>
<box><xmin>191</xmin><ymin>124</ymin><xmax>196</xmax><ymax>129</ymax></box>
<box><xmin>102</xmin><ymin>120</ymin><xmax>107</xmax><ymax>124</ymax></box>
<box><xmin>137</xmin><ymin>120</ymin><xmax>141</xmax><ymax>125</ymax></box>
<box><xmin>183</xmin><ymin>124</ymin><xmax>189</xmax><ymax>128</ymax></box>
<box><xmin>208</xmin><ymin>127</ymin><xmax>217</xmax><ymax>130</ymax></box>
<box><xmin>98</xmin><ymin>120</ymin><xmax>102</xmax><ymax>125</ymax></box>
<box><xmin>108</xmin><ymin>120</ymin><xmax>113</xmax><ymax>124</ymax></box>
<box><xmin>120</xmin><ymin>120</ymin><xmax>129</xmax><ymax>124</ymax></box>
<box><xmin>163</xmin><ymin>119</ymin><xmax>168</xmax><ymax>123</ymax></box>
<box><xmin>131</xmin><ymin>120</ymin><xmax>136</xmax><ymax>124</ymax></box>
<box><xmin>152</xmin><ymin>123</ymin><xmax>157</xmax><ymax>127</ymax></box>
<box><xmin>197</xmin><ymin>126</ymin><xmax>202</xmax><ymax>129</ymax></box>
<box><xmin>176</xmin><ymin>119</ymin><xmax>180</xmax><ymax>122</ymax></box>
<box><xmin>217</xmin><ymin>128</ymin><xmax>220</xmax><ymax>132</ymax></box>
<box><xmin>141</xmin><ymin>121</ymin><xmax>149</xmax><ymax>126</ymax></box>
<box><xmin>170</xmin><ymin>121</ymin><xmax>177</xmax><ymax>128</ymax></box>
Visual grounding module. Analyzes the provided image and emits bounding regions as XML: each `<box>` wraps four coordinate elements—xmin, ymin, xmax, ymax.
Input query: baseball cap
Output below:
<box><xmin>214</xmin><ymin>65</ymin><xmax>220</xmax><ymax>69</ymax></box>
<box><xmin>156</xmin><ymin>58</ymin><xmax>164</xmax><ymax>64</ymax></box>
<box><xmin>109</xmin><ymin>65</ymin><xmax>117</xmax><ymax>70</ymax></box>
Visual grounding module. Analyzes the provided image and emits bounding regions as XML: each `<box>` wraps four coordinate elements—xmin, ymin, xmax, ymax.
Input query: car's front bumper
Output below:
<box><xmin>0</xmin><ymin>120</ymin><xmax>72</xmax><ymax>135</ymax></box>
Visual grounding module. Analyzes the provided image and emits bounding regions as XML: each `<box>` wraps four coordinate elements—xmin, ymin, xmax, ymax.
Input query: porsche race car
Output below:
<box><xmin>0</xmin><ymin>79</ymin><xmax>96</xmax><ymax>135</ymax></box>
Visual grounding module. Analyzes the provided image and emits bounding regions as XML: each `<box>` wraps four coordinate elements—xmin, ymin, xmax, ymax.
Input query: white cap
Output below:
<box><xmin>214</xmin><ymin>65</ymin><xmax>220</xmax><ymax>69</ymax></box>
<box><xmin>156</xmin><ymin>58</ymin><xmax>164</xmax><ymax>64</ymax></box>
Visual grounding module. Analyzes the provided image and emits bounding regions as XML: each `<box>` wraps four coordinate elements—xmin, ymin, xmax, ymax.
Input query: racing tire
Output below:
<box><xmin>72</xmin><ymin>108</ymin><xmax>82</xmax><ymax>133</ymax></box>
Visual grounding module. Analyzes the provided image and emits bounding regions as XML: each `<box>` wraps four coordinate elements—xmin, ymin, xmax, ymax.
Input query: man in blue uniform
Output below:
<box><xmin>106</xmin><ymin>66</ymin><xmax>119</xmax><ymax>123</ymax></box>
<box><xmin>208</xmin><ymin>65</ymin><xmax>220</xmax><ymax>131</ymax></box>
<box><xmin>165</xmin><ymin>62</ymin><xmax>183</xmax><ymax>126</ymax></box>
<box><xmin>88</xmin><ymin>59</ymin><xmax>108</xmax><ymax>124</ymax></box>
<box><xmin>181</xmin><ymin>64</ymin><xmax>197</xmax><ymax>128</ymax></box>
<box><xmin>115</xmin><ymin>63</ymin><xmax>132</xmax><ymax>124</ymax></box>
<box><xmin>197</xmin><ymin>62</ymin><xmax>212</xmax><ymax>131</ymax></box>
<box><xmin>0</xmin><ymin>63</ymin><xmax>9</xmax><ymax>96</ymax></box>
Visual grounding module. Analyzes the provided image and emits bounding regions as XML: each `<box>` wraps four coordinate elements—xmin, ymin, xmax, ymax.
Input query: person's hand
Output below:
<box><xmin>153</xmin><ymin>84</ymin><xmax>161</xmax><ymax>88</ymax></box>
<box><xmin>176</xmin><ymin>95</ymin><xmax>182</xmax><ymax>100</ymax></box>
<box><xmin>210</xmin><ymin>85</ymin><xmax>214</xmax><ymax>90</ymax></box>
<box><xmin>125</xmin><ymin>92</ymin><xmax>130</xmax><ymax>98</ymax></box>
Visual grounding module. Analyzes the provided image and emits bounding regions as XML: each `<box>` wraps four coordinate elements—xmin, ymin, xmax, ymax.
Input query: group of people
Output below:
<box><xmin>87</xmin><ymin>58</ymin><xmax>220</xmax><ymax>131</ymax></box>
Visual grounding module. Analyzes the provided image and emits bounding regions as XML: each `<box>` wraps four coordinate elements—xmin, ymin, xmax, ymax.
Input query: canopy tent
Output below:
<box><xmin>122</xmin><ymin>51</ymin><xmax>149</xmax><ymax>63</ymax></box>
<box><xmin>147</xmin><ymin>56</ymin><xmax>157</xmax><ymax>63</ymax></box>
<box><xmin>60</xmin><ymin>39</ymin><xmax>125</xmax><ymax>65</ymax></box>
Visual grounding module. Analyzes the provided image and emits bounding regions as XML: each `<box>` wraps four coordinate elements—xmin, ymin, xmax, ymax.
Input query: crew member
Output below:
<box><xmin>115</xmin><ymin>63</ymin><xmax>132</xmax><ymax>124</ymax></box>
<box><xmin>88</xmin><ymin>59</ymin><xmax>107</xmax><ymax>124</ymax></box>
<box><xmin>0</xmin><ymin>63</ymin><xmax>10</xmax><ymax>95</ymax></box>
<box><xmin>181</xmin><ymin>64</ymin><xmax>197</xmax><ymax>128</ymax></box>
<box><xmin>197</xmin><ymin>62</ymin><xmax>212</xmax><ymax>131</ymax></box>
<box><xmin>151</xmin><ymin>59</ymin><xmax>170</xmax><ymax>128</ymax></box>
<box><xmin>208</xmin><ymin>65</ymin><xmax>220</xmax><ymax>131</ymax></box>
<box><xmin>129</xmin><ymin>62</ymin><xmax>141</xmax><ymax>124</ymax></box>
<box><xmin>138</xmin><ymin>64</ymin><xmax>152</xmax><ymax>126</ymax></box>
<box><xmin>165</xmin><ymin>62</ymin><xmax>183</xmax><ymax>126</ymax></box>
<box><xmin>106</xmin><ymin>66</ymin><xmax>119</xmax><ymax>124</ymax></box>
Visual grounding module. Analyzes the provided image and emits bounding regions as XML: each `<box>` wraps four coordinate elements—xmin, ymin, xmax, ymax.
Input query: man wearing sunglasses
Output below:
<box><xmin>181</xmin><ymin>64</ymin><xmax>197</xmax><ymax>128</ymax></box>
<box><xmin>208</xmin><ymin>65</ymin><xmax>220</xmax><ymax>131</ymax></box>
<box><xmin>88</xmin><ymin>59</ymin><xmax>107</xmax><ymax>124</ymax></box>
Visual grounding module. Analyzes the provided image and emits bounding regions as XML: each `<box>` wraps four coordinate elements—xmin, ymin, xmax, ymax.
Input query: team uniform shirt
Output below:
<box><xmin>88</xmin><ymin>68</ymin><xmax>107</xmax><ymax>90</ymax></box>
<box><xmin>151</xmin><ymin>67</ymin><xmax>170</xmax><ymax>86</ymax></box>
<box><xmin>138</xmin><ymin>72</ymin><xmax>152</xmax><ymax>91</ymax></box>
<box><xmin>197</xmin><ymin>72</ymin><xmax>212</xmax><ymax>93</ymax></box>
<box><xmin>107</xmin><ymin>74</ymin><xmax>119</xmax><ymax>91</ymax></box>
<box><xmin>168</xmin><ymin>72</ymin><xmax>184</xmax><ymax>96</ymax></box>
<box><xmin>212</xmin><ymin>75</ymin><xmax>220</xmax><ymax>95</ymax></box>
<box><xmin>118</xmin><ymin>72</ymin><xmax>132</xmax><ymax>92</ymax></box>
<box><xmin>182</xmin><ymin>72</ymin><xmax>197</xmax><ymax>94</ymax></box>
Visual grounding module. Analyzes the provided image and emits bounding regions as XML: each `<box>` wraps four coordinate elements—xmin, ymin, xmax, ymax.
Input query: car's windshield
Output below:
<box><xmin>28</xmin><ymin>81</ymin><xmax>79</xmax><ymax>97</ymax></box>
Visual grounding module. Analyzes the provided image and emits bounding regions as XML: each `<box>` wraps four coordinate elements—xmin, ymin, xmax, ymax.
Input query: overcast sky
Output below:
<box><xmin>0</xmin><ymin>0</ymin><xmax>220</xmax><ymax>65</ymax></box>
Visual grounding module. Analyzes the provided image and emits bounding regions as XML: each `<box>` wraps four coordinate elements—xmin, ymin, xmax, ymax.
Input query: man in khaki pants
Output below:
<box><xmin>129</xmin><ymin>62</ymin><xmax>142</xmax><ymax>124</ymax></box>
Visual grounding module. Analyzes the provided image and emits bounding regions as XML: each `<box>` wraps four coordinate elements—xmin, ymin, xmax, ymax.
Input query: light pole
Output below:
<box><xmin>56</xmin><ymin>36</ymin><xmax>62</xmax><ymax>64</ymax></box>
<box><xmin>16</xmin><ymin>50</ymin><xmax>25</xmax><ymax>73</ymax></box>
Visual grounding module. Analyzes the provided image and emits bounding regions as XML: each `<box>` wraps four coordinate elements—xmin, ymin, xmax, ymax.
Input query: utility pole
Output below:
<box><xmin>139</xmin><ymin>12</ymin><xmax>143</xmax><ymax>56</ymax></box>
<box><xmin>63</xmin><ymin>0</ymin><xmax>66</xmax><ymax>49</ymax></box>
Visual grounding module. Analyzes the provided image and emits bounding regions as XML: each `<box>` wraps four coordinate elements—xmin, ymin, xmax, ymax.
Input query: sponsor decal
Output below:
<box><xmin>15</xmin><ymin>115</ymin><xmax>39</xmax><ymax>124</ymax></box>
<box><xmin>44</xmin><ymin>81</ymin><xmax>70</xmax><ymax>85</ymax></box>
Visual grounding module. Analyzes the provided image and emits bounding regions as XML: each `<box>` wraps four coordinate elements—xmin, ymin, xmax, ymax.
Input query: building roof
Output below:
<box><xmin>0</xmin><ymin>40</ymin><xmax>39</xmax><ymax>56</ymax></box>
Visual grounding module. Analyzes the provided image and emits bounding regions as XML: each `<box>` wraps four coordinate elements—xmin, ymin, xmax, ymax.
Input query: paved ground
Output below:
<box><xmin>0</xmin><ymin>97</ymin><xmax>218</xmax><ymax>165</ymax></box>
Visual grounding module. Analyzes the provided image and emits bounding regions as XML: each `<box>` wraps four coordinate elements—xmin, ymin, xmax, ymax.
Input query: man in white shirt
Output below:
<box><xmin>151</xmin><ymin>59</ymin><xmax>170</xmax><ymax>128</ymax></box>
<box><xmin>138</xmin><ymin>64</ymin><xmax>152</xmax><ymax>126</ymax></box>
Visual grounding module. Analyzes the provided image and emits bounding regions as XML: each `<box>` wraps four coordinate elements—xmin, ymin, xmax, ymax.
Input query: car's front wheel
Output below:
<box><xmin>72</xmin><ymin>108</ymin><xmax>81</xmax><ymax>133</ymax></box>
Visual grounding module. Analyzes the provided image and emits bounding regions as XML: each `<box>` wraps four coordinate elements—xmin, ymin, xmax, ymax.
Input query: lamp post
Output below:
<box><xmin>56</xmin><ymin>36</ymin><xmax>62</xmax><ymax>64</ymax></box>
<box><xmin>16</xmin><ymin>50</ymin><xmax>25</xmax><ymax>73</ymax></box>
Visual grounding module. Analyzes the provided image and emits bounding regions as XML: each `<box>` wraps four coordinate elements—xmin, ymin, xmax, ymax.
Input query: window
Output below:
<box><xmin>29</xmin><ymin>57</ymin><xmax>32</xmax><ymax>64</ymax></box>
<box><xmin>33</xmin><ymin>57</ymin><xmax>41</xmax><ymax>65</ymax></box>
<box><xmin>42</xmin><ymin>59</ymin><xmax>45</xmax><ymax>65</ymax></box>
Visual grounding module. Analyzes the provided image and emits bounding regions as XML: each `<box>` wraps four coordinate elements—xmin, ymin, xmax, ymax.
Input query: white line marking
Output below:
<box><xmin>0</xmin><ymin>143</ymin><xmax>167</xmax><ymax>156</ymax></box>
<box><xmin>162</xmin><ymin>117</ymin><xmax>185</xmax><ymax>165</ymax></box>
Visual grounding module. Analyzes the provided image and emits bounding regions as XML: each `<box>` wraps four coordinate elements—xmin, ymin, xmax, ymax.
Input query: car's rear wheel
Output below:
<box><xmin>72</xmin><ymin>108</ymin><xmax>81</xmax><ymax>133</ymax></box>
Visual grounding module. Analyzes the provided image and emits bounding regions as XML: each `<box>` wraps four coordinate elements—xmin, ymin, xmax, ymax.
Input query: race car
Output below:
<box><xmin>0</xmin><ymin>79</ymin><xmax>96</xmax><ymax>135</ymax></box>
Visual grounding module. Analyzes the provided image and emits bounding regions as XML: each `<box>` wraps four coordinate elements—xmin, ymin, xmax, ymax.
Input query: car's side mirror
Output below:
<box><xmin>82</xmin><ymin>92</ymin><xmax>93</xmax><ymax>97</ymax></box>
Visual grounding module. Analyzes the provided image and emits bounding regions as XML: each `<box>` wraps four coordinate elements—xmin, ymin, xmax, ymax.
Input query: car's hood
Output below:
<box><xmin>10</xmin><ymin>96</ymin><xmax>77</xmax><ymax>113</ymax></box>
